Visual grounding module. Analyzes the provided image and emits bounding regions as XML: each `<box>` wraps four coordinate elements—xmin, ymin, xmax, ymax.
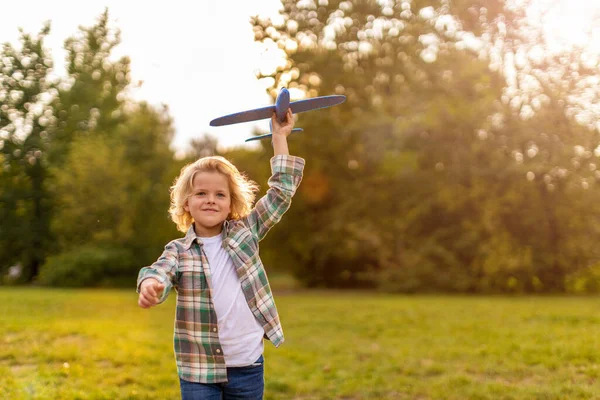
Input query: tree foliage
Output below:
<box><xmin>0</xmin><ymin>11</ymin><xmax>178</xmax><ymax>286</ymax></box>
<box><xmin>2</xmin><ymin>3</ymin><xmax>600</xmax><ymax>292</ymax></box>
<box><xmin>251</xmin><ymin>0</ymin><xmax>600</xmax><ymax>292</ymax></box>
<box><xmin>0</xmin><ymin>24</ymin><xmax>55</xmax><ymax>281</ymax></box>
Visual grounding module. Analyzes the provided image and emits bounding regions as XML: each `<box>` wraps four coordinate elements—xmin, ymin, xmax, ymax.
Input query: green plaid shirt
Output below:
<box><xmin>137</xmin><ymin>155</ymin><xmax>304</xmax><ymax>383</ymax></box>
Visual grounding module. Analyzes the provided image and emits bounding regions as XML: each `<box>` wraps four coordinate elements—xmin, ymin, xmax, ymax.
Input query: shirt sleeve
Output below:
<box><xmin>243</xmin><ymin>154</ymin><xmax>305</xmax><ymax>241</ymax></box>
<box><xmin>136</xmin><ymin>241</ymin><xmax>179</xmax><ymax>303</ymax></box>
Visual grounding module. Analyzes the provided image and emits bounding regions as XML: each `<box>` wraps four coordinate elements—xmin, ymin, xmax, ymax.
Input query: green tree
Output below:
<box><xmin>252</xmin><ymin>0</ymin><xmax>600</xmax><ymax>292</ymax></box>
<box><xmin>0</xmin><ymin>25</ymin><xmax>55</xmax><ymax>281</ymax></box>
<box><xmin>113</xmin><ymin>102</ymin><xmax>179</xmax><ymax>266</ymax></box>
<box><xmin>50</xmin><ymin>8</ymin><xmax>130</xmax><ymax>166</ymax></box>
<box><xmin>1</xmin><ymin>11</ymin><xmax>180</xmax><ymax>285</ymax></box>
<box><xmin>48</xmin><ymin>102</ymin><xmax>178</xmax><ymax>285</ymax></box>
<box><xmin>44</xmin><ymin>11</ymin><xmax>179</xmax><ymax>285</ymax></box>
<box><xmin>251</xmin><ymin>0</ymin><xmax>508</xmax><ymax>289</ymax></box>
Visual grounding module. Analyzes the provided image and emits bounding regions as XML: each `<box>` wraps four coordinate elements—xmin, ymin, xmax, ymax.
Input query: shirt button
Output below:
<box><xmin>213</xmin><ymin>328</ymin><xmax>217</xmax><ymax>332</ymax></box>
<box><xmin>216</xmin><ymin>349</ymin><xmax>221</xmax><ymax>354</ymax></box>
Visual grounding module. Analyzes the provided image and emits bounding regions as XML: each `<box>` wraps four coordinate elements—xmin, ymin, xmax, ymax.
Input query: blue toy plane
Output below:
<box><xmin>209</xmin><ymin>88</ymin><xmax>346</xmax><ymax>142</ymax></box>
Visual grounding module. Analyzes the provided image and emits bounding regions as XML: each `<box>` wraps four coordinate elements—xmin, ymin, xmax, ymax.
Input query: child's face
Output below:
<box><xmin>185</xmin><ymin>171</ymin><xmax>231</xmax><ymax>237</ymax></box>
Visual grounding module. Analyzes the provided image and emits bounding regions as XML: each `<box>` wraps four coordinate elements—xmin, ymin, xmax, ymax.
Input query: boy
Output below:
<box><xmin>137</xmin><ymin>109</ymin><xmax>303</xmax><ymax>399</ymax></box>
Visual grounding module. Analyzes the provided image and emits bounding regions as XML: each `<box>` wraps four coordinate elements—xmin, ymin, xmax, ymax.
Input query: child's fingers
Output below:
<box><xmin>138</xmin><ymin>280</ymin><xmax>165</xmax><ymax>309</ymax></box>
<box><xmin>139</xmin><ymin>287</ymin><xmax>162</xmax><ymax>307</ymax></box>
<box><xmin>141</xmin><ymin>290</ymin><xmax>158</xmax><ymax>304</ymax></box>
<box><xmin>150</xmin><ymin>283</ymin><xmax>165</xmax><ymax>299</ymax></box>
<box><xmin>156</xmin><ymin>283</ymin><xmax>165</xmax><ymax>294</ymax></box>
<box><xmin>138</xmin><ymin>294</ymin><xmax>154</xmax><ymax>308</ymax></box>
<box><xmin>281</xmin><ymin>109</ymin><xmax>291</xmax><ymax>124</ymax></box>
<box><xmin>144</xmin><ymin>286</ymin><xmax>155</xmax><ymax>298</ymax></box>
<box><xmin>145</xmin><ymin>281</ymin><xmax>161</xmax><ymax>297</ymax></box>
<box><xmin>138</xmin><ymin>297</ymin><xmax>150</xmax><ymax>308</ymax></box>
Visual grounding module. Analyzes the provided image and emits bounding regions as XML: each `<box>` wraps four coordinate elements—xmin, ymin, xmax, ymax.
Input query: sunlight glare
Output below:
<box><xmin>532</xmin><ymin>0</ymin><xmax>600</xmax><ymax>52</ymax></box>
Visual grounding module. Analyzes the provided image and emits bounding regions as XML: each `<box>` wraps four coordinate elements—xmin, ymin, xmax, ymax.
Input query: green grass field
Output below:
<box><xmin>1</xmin><ymin>288</ymin><xmax>599</xmax><ymax>399</ymax></box>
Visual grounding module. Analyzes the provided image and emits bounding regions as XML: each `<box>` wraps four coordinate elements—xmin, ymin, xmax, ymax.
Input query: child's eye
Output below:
<box><xmin>217</xmin><ymin>193</ymin><xmax>226</xmax><ymax>198</ymax></box>
<box><xmin>196</xmin><ymin>192</ymin><xmax>205</xmax><ymax>196</ymax></box>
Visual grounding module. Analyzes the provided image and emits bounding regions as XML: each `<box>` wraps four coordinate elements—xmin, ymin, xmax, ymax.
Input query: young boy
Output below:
<box><xmin>136</xmin><ymin>109</ymin><xmax>303</xmax><ymax>399</ymax></box>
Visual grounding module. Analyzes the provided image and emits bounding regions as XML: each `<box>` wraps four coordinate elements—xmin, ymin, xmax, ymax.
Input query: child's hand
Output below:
<box><xmin>138</xmin><ymin>278</ymin><xmax>165</xmax><ymax>309</ymax></box>
<box><xmin>271</xmin><ymin>108</ymin><xmax>294</xmax><ymax>138</ymax></box>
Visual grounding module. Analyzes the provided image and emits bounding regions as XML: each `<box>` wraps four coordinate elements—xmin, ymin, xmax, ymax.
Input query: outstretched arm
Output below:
<box><xmin>136</xmin><ymin>242</ymin><xmax>179</xmax><ymax>307</ymax></box>
<box><xmin>242</xmin><ymin>110</ymin><xmax>304</xmax><ymax>241</ymax></box>
<box><xmin>271</xmin><ymin>108</ymin><xmax>293</xmax><ymax>156</ymax></box>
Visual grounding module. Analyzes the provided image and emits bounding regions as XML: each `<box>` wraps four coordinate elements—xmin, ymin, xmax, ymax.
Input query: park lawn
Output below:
<box><xmin>0</xmin><ymin>288</ymin><xmax>599</xmax><ymax>399</ymax></box>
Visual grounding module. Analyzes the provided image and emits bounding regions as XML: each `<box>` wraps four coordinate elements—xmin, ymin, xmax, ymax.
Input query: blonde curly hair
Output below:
<box><xmin>169</xmin><ymin>156</ymin><xmax>259</xmax><ymax>232</ymax></box>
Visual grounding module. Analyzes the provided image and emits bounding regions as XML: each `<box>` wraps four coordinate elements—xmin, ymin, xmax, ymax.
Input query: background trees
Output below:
<box><xmin>0</xmin><ymin>25</ymin><xmax>55</xmax><ymax>282</ymax></box>
<box><xmin>250</xmin><ymin>0</ymin><xmax>600</xmax><ymax>292</ymax></box>
<box><xmin>1</xmin><ymin>12</ymin><xmax>178</xmax><ymax>286</ymax></box>
<box><xmin>1</xmin><ymin>2</ymin><xmax>599</xmax><ymax>292</ymax></box>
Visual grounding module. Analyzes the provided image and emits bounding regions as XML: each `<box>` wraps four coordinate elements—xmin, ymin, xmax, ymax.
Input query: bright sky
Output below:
<box><xmin>530</xmin><ymin>0</ymin><xmax>600</xmax><ymax>53</ymax></box>
<box><xmin>1</xmin><ymin>1</ymin><xmax>599</xmax><ymax>155</ymax></box>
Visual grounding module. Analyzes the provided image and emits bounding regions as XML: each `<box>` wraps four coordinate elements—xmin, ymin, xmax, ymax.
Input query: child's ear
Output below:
<box><xmin>184</xmin><ymin>201</ymin><xmax>189</xmax><ymax>212</ymax></box>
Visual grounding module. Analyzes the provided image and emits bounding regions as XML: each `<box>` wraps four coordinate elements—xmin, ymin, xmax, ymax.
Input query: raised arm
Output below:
<box><xmin>243</xmin><ymin>109</ymin><xmax>305</xmax><ymax>240</ymax></box>
<box><xmin>272</xmin><ymin>108</ymin><xmax>293</xmax><ymax>156</ymax></box>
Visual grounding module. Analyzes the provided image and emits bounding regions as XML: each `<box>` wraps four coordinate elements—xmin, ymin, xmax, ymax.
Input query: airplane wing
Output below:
<box><xmin>209</xmin><ymin>105</ymin><xmax>276</xmax><ymax>126</ymax></box>
<box><xmin>289</xmin><ymin>95</ymin><xmax>346</xmax><ymax>114</ymax></box>
<box><xmin>210</xmin><ymin>95</ymin><xmax>346</xmax><ymax>127</ymax></box>
<box><xmin>244</xmin><ymin>133</ymin><xmax>274</xmax><ymax>142</ymax></box>
<box><xmin>245</xmin><ymin>128</ymin><xmax>304</xmax><ymax>142</ymax></box>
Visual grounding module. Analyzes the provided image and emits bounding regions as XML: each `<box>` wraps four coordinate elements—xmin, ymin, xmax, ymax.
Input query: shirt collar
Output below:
<box><xmin>183</xmin><ymin>221</ymin><xmax>231</xmax><ymax>250</ymax></box>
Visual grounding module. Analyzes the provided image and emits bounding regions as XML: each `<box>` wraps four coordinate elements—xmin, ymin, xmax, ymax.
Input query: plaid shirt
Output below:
<box><xmin>137</xmin><ymin>155</ymin><xmax>305</xmax><ymax>383</ymax></box>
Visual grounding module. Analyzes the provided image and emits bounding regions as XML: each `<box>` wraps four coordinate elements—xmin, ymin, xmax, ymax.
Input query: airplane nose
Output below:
<box><xmin>275</xmin><ymin>87</ymin><xmax>290</xmax><ymax>122</ymax></box>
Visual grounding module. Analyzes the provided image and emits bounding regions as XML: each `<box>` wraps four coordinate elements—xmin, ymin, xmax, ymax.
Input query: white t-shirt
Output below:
<box><xmin>200</xmin><ymin>234</ymin><xmax>264</xmax><ymax>367</ymax></box>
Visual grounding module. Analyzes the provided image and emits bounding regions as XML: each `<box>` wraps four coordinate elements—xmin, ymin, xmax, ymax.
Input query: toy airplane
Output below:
<box><xmin>209</xmin><ymin>88</ymin><xmax>346</xmax><ymax>142</ymax></box>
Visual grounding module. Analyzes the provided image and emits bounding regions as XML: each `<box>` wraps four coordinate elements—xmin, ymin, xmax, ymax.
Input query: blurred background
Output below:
<box><xmin>3</xmin><ymin>0</ymin><xmax>600</xmax><ymax>399</ymax></box>
<box><xmin>2</xmin><ymin>0</ymin><xmax>600</xmax><ymax>294</ymax></box>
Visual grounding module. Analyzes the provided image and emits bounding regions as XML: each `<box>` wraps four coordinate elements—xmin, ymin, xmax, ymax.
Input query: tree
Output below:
<box><xmin>1</xmin><ymin>11</ymin><xmax>180</xmax><ymax>285</ymax></box>
<box><xmin>251</xmin><ymin>0</ymin><xmax>600</xmax><ymax>292</ymax></box>
<box><xmin>0</xmin><ymin>25</ymin><xmax>56</xmax><ymax>281</ymax></box>
<box><xmin>45</xmin><ymin>11</ymin><xmax>179</xmax><ymax>284</ymax></box>
<box><xmin>49</xmin><ymin>102</ymin><xmax>178</xmax><ymax>284</ymax></box>
<box><xmin>50</xmin><ymin>8</ymin><xmax>130</xmax><ymax>166</ymax></box>
<box><xmin>250</xmin><ymin>0</ymin><xmax>507</xmax><ymax>288</ymax></box>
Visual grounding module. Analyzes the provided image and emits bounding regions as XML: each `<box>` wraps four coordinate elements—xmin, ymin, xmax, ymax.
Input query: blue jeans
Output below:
<box><xmin>179</xmin><ymin>355</ymin><xmax>264</xmax><ymax>400</ymax></box>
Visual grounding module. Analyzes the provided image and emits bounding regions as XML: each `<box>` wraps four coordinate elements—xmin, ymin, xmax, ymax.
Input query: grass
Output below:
<box><xmin>1</xmin><ymin>288</ymin><xmax>599</xmax><ymax>399</ymax></box>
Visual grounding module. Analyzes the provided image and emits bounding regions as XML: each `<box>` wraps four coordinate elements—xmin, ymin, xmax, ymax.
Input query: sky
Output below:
<box><xmin>1</xmin><ymin>1</ymin><xmax>599</xmax><ymax>155</ymax></box>
<box><xmin>0</xmin><ymin>0</ymin><xmax>285</xmax><ymax>154</ymax></box>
